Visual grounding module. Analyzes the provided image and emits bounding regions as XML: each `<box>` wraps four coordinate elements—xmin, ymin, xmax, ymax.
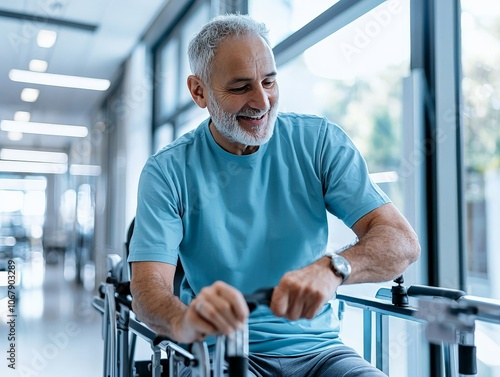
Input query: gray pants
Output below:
<box><xmin>179</xmin><ymin>345</ymin><xmax>387</xmax><ymax>377</ymax></box>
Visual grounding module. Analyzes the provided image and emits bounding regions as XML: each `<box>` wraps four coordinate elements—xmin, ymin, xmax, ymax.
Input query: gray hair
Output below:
<box><xmin>187</xmin><ymin>13</ymin><xmax>270</xmax><ymax>84</ymax></box>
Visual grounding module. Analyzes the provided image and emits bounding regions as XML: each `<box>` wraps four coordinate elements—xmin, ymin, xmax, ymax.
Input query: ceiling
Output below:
<box><xmin>0</xmin><ymin>0</ymin><xmax>168</xmax><ymax>152</ymax></box>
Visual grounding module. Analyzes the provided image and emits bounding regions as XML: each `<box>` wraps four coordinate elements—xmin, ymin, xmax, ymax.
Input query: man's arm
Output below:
<box><xmin>130</xmin><ymin>261</ymin><xmax>249</xmax><ymax>344</ymax></box>
<box><xmin>271</xmin><ymin>202</ymin><xmax>420</xmax><ymax>320</ymax></box>
<box><xmin>342</xmin><ymin>202</ymin><xmax>420</xmax><ymax>284</ymax></box>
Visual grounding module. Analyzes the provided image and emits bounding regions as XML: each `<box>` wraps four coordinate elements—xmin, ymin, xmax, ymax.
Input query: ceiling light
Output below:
<box><xmin>7</xmin><ymin>132</ymin><xmax>23</xmax><ymax>141</ymax></box>
<box><xmin>37</xmin><ymin>30</ymin><xmax>57</xmax><ymax>48</ymax></box>
<box><xmin>0</xmin><ymin>160</ymin><xmax>67</xmax><ymax>174</ymax></box>
<box><xmin>1</xmin><ymin>148</ymin><xmax>68</xmax><ymax>164</ymax></box>
<box><xmin>29</xmin><ymin>59</ymin><xmax>48</xmax><ymax>72</ymax></box>
<box><xmin>20</xmin><ymin>88</ymin><xmax>40</xmax><ymax>102</ymax></box>
<box><xmin>14</xmin><ymin>111</ymin><xmax>30</xmax><ymax>122</ymax></box>
<box><xmin>70</xmin><ymin>164</ymin><xmax>102</xmax><ymax>176</ymax></box>
<box><xmin>0</xmin><ymin>178</ymin><xmax>47</xmax><ymax>191</ymax></box>
<box><xmin>1</xmin><ymin>120</ymin><xmax>88</xmax><ymax>138</ymax></box>
<box><xmin>9</xmin><ymin>69</ymin><xmax>110</xmax><ymax>91</ymax></box>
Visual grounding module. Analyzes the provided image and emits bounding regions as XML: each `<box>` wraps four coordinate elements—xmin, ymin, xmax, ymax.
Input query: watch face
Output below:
<box><xmin>333</xmin><ymin>257</ymin><xmax>347</xmax><ymax>273</ymax></box>
<box><xmin>332</xmin><ymin>255</ymin><xmax>351</xmax><ymax>281</ymax></box>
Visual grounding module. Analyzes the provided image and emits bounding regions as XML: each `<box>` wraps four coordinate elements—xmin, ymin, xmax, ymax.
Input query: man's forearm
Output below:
<box><xmin>130</xmin><ymin>272</ymin><xmax>187</xmax><ymax>339</ymax></box>
<box><xmin>345</xmin><ymin>226</ymin><xmax>418</xmax><ymax>284</ymax></box>
<box><xmin>342</xmin><ymin>206</ymin><xmax>420</xmax><ymax>284</ymax></box>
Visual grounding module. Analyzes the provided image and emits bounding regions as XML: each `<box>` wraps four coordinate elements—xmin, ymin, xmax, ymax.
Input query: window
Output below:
<box><xmin>461</xmin><ymin>0</ymin><xmax>500</xmax><ymax>295</ymax></box>
<box><xmin>269</xmin><ymin>3</ymin><xmax>411</xmax><ymax>245</ymax></box>
<box><xmin>461</xmin><ymin>0</ymin><xmax>500</xmax><ymax>373</ymax></box>
<box><xmin>158</xmin><ymin>39</ymin><xmax>179</xmax><ymax>118</ymax></box>
<box><xmin>249</xmin><ymin>0</ymin><xmax>340</xmax><ymax>46</ymax></box>
<box><xmin>154</xmin><ymin>1</ymin><xmax>210</xmax><ymax>139</ymax></box>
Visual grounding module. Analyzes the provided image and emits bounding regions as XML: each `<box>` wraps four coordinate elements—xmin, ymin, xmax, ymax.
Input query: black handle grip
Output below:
<box><xmin>458</xmin><ymin>345</ymin><xmax>477</xmax><ymax>375</ymax></box>
<box><xmin>244</xmin><ymin>287</ymin><xmax>274</xmax><ymax>312</ymax></box>
<box><xmin>407</xmin><ymin>285</ymin><xmax>466</xmax><ymax>301</ymax></box>
<box><xmin>228</xmin><ymin>356</ymin><xmax>248</xmax><ymax>377</ymax></box>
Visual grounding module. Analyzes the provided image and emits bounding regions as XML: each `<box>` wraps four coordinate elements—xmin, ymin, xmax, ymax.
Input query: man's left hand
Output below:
<box><xmin>270</xmin><ymin>257</ymin><xmax>340</xmax><ymax>320</ymax></box>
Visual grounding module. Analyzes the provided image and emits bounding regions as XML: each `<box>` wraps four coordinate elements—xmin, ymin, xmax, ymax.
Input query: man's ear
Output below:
<box><xmin>187</xmin><ymin>75</ymin><xmax>207</xmax><ymax>108</ymax></box>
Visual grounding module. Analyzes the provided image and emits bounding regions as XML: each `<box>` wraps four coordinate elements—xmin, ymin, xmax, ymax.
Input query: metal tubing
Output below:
<box><xmin>375</xmin><ymin>313</ymin><xmax>389</xmax><ymax>374</ymax></box>
<box><xmin>151</xmin><ymin>347</ymin><xmax>162</xmax><ymax>377</ymax></box>
<box><xmin>104</xmin><ymin>283</ymin><xmax>117</xmax><ymax>377</ymax></box>
<box><xmin>363</xmin><ymin>309</ymin><xmax>372</xmax><ymax>363</ymax></box>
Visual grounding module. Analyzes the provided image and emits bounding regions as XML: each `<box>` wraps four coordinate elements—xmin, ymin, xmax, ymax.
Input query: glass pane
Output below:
<box><xmin>461</xmin><ymin>1</ymin><xmax>500</xmax><ymax>374</ymax></box>
<box><xmin>180</xmin><ymin>3</ymin><xmax>210</xmax><ymax>104</ymax></box>
<box><xmin>249</xmin><ymin>0</ymin><xmax>341</xmax><ymax>46</ymax></box>
<box><xmin>176</xmin><ymin>105</ymin><xmax>209</xmax><ymax>138</ymax></box>
<box><xmin>461</xmin><ymin>0</ymin><xmax>500</xmax><ymax>295</ymax></box>
<box><xmin>159</xmin><ymin>38</ymin><xmax>179</xmax><ymax>118</ymax></box>
<box><xmin>278</xmin><ymin>1</ymin><xmax>410</xmax><ymax>210</ymax></box>
<box><xmin>154</xmin><ymin>123</ymin><xmax>174</xmax><ymax>153</ymax></box>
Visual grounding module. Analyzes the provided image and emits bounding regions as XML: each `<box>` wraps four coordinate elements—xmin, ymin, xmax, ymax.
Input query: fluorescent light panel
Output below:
<box><xmin>20</xmin><ymin>88</ymin><xmax>39</xmax><ymax>102</ymax></box>
<box><xmin>7</xmin><ymin>132</ymin><xmax>23</xmax><ymax>141</ymax></box>
<box><xmin>1</xmin><ymin>120</ymin><xmax>88</xmax><ymax>138</ymax></box>
<box><xmin>14</xmin><ymin>111</ymin><xmax>30</xmax><ymax>122</ymax></box>
<box><xmin>37</xmin><ymin>30</ymin><xmax>57</xmax><ymax>48</ymax></box>
<box><xmin>0</xmin><ymin>178</ymin><xmax>47</xmax><ymax>191</ymax></box>
<box><xmin>0</xmin><ymin>160</ymin><xmax>67</xmax><ymax>174</ymax></box>
<box><xmin>29</xmin><ymin>59</ymin><xmax>48</xmax><ymax>72</ymax></box>
<box><xmin>9</xmin><ymin>69</ymin><xmax>110</xmax><ymax>91</ymax></box>
<box><xmin>1</xmin><ymin>148</ymin><xmax>68</xmax><ymax>164</ymax></box>
<box><xmin>69</xmin><ymin>164</ymin><xmax>101</xmax><ymax>176</ymax></box>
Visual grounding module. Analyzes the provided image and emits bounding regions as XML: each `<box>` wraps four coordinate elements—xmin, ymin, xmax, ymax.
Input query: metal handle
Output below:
<box><xmin>244</xmin><ymin>287</ymin><xmax>274</xmax><ymax>312</ymax></box>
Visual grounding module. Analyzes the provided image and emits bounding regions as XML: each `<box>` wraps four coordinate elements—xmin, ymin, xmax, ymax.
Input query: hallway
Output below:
<box><xmin>1</xmin><ymin>251</ymin><xmax>102</xmax><ymax>377</ymax></box>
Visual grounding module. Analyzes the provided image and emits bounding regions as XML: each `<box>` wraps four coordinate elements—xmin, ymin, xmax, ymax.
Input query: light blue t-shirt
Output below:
<box><xmin>128</xmin><ymin>112</ymin><xmax>390</xmax><ymax>355</ymax></box>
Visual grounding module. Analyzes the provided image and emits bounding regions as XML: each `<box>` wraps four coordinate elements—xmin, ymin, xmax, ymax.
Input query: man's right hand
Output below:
<box><xmin>174</xmin><ymin>281</ymin><xmax>250</xmax><ymax>343</ymax></box>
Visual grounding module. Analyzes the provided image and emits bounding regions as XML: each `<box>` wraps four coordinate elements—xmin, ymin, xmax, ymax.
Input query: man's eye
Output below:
<box><xmin>263</xmin><ymin>80</ymin><xmax>275</xmax><ymax>88</ymax></box>
<box><xmin>230</xmin><ymin>86</ymin><xmax>248</xmax><ymax>93</ymax></box>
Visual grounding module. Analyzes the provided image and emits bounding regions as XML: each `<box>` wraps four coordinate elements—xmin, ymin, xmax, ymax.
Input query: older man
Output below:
<box><xmin>128</xmin><ymin>13</ymin><xmax>420</xmax><ymax>376</ymax></box>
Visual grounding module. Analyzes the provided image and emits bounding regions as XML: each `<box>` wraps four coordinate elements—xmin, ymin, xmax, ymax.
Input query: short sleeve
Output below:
<box><xmin>127</xmin><ymin>156</ymin><xmax>182</xmax><ymax>265</ymax></box>
<box><xmin>319</xmin><ymin>122</ymin><xmax>390</xmax><ymax>228</ymax></box>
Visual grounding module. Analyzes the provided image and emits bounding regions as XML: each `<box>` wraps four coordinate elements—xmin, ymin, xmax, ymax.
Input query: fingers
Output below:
<box><xmin>271</xmin><ymin>284</ymin><xmax>323</xmax><ymax>320</ymax></box>
<box><xmin>270</xmin><ymin>261</ymin><xmax>339</xmax><ymax>321</ymax></box>
<box><xmin>191</xmin><ymin>281</ymin><xmax>249</xmax><ymax>337</ymax></box>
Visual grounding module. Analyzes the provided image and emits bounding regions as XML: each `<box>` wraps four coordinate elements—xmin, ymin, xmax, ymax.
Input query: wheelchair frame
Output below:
<box><xmin>92</xmin><ymin>253</ymin><xmax>272</xmax><ymax>377</ymax></box>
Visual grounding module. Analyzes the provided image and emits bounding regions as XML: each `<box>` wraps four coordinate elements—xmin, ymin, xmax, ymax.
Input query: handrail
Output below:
<box><xmin>336</xmin><ymin>293</ymin><xmax>423</xmax><ymax>323</ymax></box>
<box><xmin>407</xmin><ymin>285</ymin><xmax>467</xmax><ymax>301</ymax></box>
<box><xmin>337</xmin><ymin>284</ymin><xmax>500</xmax><ymax>377</ymax></box>
<box><xmin>457</xmin><ymin>295</ymin><xmax>500</xmax><ymax>325</ymax></box>
<box><xmin>339</xmin><ymin>286</ymin><xmax>500</xmax><ymax>337</ymax></box>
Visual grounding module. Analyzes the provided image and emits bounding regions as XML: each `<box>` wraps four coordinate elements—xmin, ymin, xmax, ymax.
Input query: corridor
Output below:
<box><xmin>0</xmin><ymin>250</ymin><xmax>102</xmax><ymax>377</ymax></box>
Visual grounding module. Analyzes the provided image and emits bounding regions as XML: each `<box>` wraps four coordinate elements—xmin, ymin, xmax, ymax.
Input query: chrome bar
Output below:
<box><xmin>363</xmin><ymin>309</ymin><xmax>372</xmax><ymax>363</ymax></box>
<box><xmin>336</xmin><ymin>293</ymin><xmax>422</xmax><ymax>324</ymax></box>
<box><xmin>105</xmin><ymin>283</ymin><xmax>117</xmax><ymax>377</ymax></box>
<box><xmin>375</xmin><ymin>313</ymin><xmax>389</xmax><ymax>374</ymax></box>
<box><xmin>457</xmin><ymin>296</ymin><xmax>500</xmax><ymax>325</ymax></box>
<box><xmin>151</xmin><ymin>347</ymin><xmax>162</xmax><ymax>377</ymax></box>
<box><xmin>214</xmin><ymin>335</ymin><xmax>226</xmax><ymax>376</ymax></box>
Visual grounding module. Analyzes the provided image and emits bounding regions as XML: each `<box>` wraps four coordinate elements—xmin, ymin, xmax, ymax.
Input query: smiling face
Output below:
<box><xmin>188</xmin><ymin>34</ymin><xmax>279</xmax><ymax>154</ymax></box>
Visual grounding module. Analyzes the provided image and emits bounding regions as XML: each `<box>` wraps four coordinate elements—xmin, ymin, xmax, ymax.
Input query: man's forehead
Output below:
<box><xmin>212</xmin><ymin>36</ymin><xmax>276</xmax><ymax>79</ymax></box>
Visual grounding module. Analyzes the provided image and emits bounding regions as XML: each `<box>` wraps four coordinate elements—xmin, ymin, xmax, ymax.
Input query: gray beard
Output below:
<box><xmin>206</xmin><ymin>92</ymin><xmax>278</xmax><ymax>146</ymax></box>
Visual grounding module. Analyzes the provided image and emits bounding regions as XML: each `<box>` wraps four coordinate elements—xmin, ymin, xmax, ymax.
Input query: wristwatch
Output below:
<box><xmin>328</xmin><ymin>254</ymin><xmax>351</xmax><ymax>284</ymax></box>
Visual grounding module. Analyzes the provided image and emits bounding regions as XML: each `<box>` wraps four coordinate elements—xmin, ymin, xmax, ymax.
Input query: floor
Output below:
<box><xmin>0</xmin><ymin>251</ymin><xmax>103</xmax><ymax>377</ymax></box>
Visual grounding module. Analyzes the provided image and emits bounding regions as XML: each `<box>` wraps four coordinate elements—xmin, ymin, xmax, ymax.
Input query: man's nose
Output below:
<box><xmin>248</xmin><ymin>85</ymin><xmax>270</xmax><ymax>110</ymax></box>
